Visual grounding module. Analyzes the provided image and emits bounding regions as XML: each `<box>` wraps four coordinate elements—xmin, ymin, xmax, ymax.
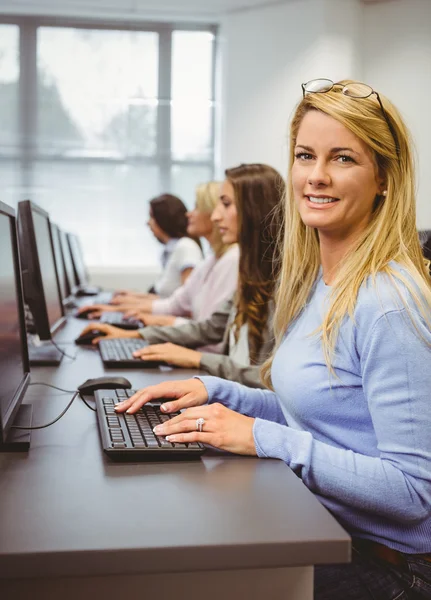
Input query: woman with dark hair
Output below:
<box><xmin>78</xmin><ymin>193</ymin><xmax>203</xmax><ymax>317</ymax></box>
<box><xmin>121</xmin><ymin>181</ymin><xmax>239</xmax><ymax>336</ymax></box>
<box><xmin>145</xmin><ymin>193</ymin><xmax>203</xmax><ymax>297</ymax></box>
<box><xmin>80</xmin><ymin>163</ymin><xmax>284</xmax><ymax>387</ymax></box>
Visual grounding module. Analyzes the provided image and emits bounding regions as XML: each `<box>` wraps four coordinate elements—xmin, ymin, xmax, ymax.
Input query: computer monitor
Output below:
<box><xmin>51</xmin><ymin>223</ymin><xmax>78</xmax><ymax>309</ymax></box>
<box><xmin>66</xmin><ymin>232</ymin><xmax>101</xmax><ymax>296</ymax></box>
<box><xmin>0</xmin><ymin>201</ymin><xmax>32</xmax><ymax>451</ymax></box>
<box><xmin>50</xmin><ymin>224</ymin><xmax>68</xmax><ymax>303</ymax></box>
<box><xmin>59</xmin><ymin>228</ymin><xmax>78</xmax><ymax>297</ymax></box>
<box><xmin>17</xmin><ymin>200</ymin><xmax>65</xmax><ymax>342</ymax></box>
<box><xmin>67</xmin><ymin>233</ymin><xmax>89</xmax><ymax>287</ymax></box>
<box><xmin>420</xmin><ymin>230</ymin><xmax>431</xmax><ymax>264</ymax></box>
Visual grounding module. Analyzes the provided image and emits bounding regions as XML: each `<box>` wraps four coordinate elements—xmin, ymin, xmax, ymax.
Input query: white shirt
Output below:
<box><xmin>228</xmin><ymin>323</ymin><xmax>250</xmax><ymax>366</ymax></box>
<box><xmin>154</xmin><ymin>237</ymin><xmax>202</xmax><ymax>297</ymax></box>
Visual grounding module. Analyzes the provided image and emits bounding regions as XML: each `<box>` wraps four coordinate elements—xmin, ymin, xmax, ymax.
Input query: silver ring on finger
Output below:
<box><xmin>196</xmin><ymin>417</ymin><xmax>205</xmax><ymax>432</ymax></box>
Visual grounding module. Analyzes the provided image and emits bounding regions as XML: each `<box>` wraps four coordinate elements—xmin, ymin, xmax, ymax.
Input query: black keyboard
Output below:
<box><xmin>95</xmin><ymin>389</ymin><xmax>205</xmax><ymax>461</ymax></box>
<box><xmin>99</xmin><ymin>311</ymin><xmax>143</xmax><ymax>330</ymax></box>
<box><xmin>98</xmin><ymin>338</ymin><xmax>165</xmax><ymax>368</ymax></box>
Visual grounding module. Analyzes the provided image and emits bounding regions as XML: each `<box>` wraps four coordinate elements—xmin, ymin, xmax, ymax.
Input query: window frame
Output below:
<box><xmin>0</xmin><ymin>14</ymin><xmax>218</xmax><ymax>190</ymax></box>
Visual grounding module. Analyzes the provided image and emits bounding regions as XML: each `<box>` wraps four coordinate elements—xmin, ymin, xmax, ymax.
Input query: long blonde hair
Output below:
<box><xmin>195</xmin><ymin>181</ymin><xmax>232</xmax><ymax>258</ymax></box>
<box><xmin>261</xmin><ymin>80</ymin><xmax>431</xmax><ymax>388</ymax></box>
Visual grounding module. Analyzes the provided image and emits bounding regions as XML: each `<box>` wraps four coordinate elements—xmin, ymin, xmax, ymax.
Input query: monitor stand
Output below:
<box><xmin>28</xmin><ymin>341</ymin><xmax>63</xmax><ymax>366</ymax></box>
<box><xmin>1</xmin><ymin>404</ymin><xmax>32</xmax><ymax>452</ymax></box>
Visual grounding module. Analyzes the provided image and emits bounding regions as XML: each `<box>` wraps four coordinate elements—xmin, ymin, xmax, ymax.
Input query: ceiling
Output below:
<box><xmin>0</xmin><ymin>0</ymin><xmax>399</xmax><ymax>22</ymax></box>
<box><xmin>0</xmin><ymin>0</ymin><xmax>287</xmax><ymax>21</ymax></box>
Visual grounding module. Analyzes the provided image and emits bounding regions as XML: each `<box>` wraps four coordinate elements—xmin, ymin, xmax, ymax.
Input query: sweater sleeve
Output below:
<box><xmin>196</xmin><ymin>375</ymin><xmax>287</xmax><ymax>424</ymax></box>
<box><xmin>252</xmin><ymin>309</ymin><xmax>431</xmax><ymax>523</ymax></box>
<box><xmin>138</xmin><ymin>300</ymin><xmax>232</xmax><ymax>349</ymax></box>
<box><xmin>151</xmin><ymin>259</ymin><xmax>207</xmax><ymax>317</ymax></box>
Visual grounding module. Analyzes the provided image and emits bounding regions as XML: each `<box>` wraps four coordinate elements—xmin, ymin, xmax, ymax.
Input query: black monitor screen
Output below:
<box><xmin>51</xmin><ymin>224</ymin><xmax>67</xmax><ymax>302</ymax></box>
<box><xmin>68</xmin><ymin>234</ymin><xmax>88</xmax><ymax>287</ymax></box>
<box><xmin>32</xmin><ymin>210</ymin><xmax>63</xmax><ymax>330</ymax></box>
<box><xmin>59</xmin><ymin>229</ymin><xmax>76</xmax><ymax>296</ymax></box>
<box><xmin>0</xmin><ymin>211</ymin><xmax>28</xmax><ymax>439</ymax></box>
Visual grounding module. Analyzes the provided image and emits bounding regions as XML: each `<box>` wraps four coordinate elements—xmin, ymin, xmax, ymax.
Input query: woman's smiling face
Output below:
<box><xmin>292</xmin><ymin>110</ymin><xmax>385</xmax><ymax>240</ymax></box>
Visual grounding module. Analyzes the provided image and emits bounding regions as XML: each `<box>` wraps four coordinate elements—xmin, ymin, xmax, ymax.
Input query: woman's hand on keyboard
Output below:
<box><xmin>76</xmin><ymin>303</ymin><xmax>118</xmax><ymax>319</ymax></box>
<box><xmin>111</xmin><ymin>294</ymin><xmax>149</xmax><ymax>306</ymax></box>
<box><xmin>133</xmin><ymin>342</ymin><xmax>202</xmax><ymax>368</ymax></box>
<box><xmin>155</xmin><ymin>404</ymin><xmax>257</xmax><ymax>456</ymax></box>
<box><xmin>122</xmin><ymin>300</ymin><xmax>154</xmax><ymax>316</ymax></box>
<box><xmin>79</xmin><ymin>323</ymin><xmax>141</xmax><ymax>344</ymax></box>
<box><xmin>114</xmin><ymin>378</ymin><xmax>208</xmax><ymax>415</ymax></box>
<box><xmin>126</xmin><ymin>313</ymin><xmax>176</xmax><ymax>326</ymax></box>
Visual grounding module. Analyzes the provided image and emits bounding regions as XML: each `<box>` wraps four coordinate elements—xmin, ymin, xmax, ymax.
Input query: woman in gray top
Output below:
<box><xmin>80</xmin><ymin>163</ymin><xmax>284</xmax><ymax>388</ymax></box>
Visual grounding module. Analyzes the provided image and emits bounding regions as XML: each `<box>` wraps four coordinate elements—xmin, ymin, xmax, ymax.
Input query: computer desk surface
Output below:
<box><xmin>0</xmin><ymin>318</ymin><xmax>350</xmax><ymax>600</ymax></box>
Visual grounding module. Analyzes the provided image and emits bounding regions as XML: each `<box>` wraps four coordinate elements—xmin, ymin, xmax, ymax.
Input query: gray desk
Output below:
<box><xmin>0</xmin><ymin>318</ymin><xmax>350</xmax><ymax>599</ymax></box>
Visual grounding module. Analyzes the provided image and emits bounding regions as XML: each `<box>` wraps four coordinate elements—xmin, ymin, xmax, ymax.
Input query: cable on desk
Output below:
<box><xmin>12</xmin><ymin>392</ymin><xmax>79</xmax><ymax>430</ymax></box>
<box><xmin>29</xmin><ymin>382</ymin><xmax>76</xmax><ymax>393</ymax></box>
<box><xmin>79</xmin><ymin>394</ymin><xmax>96</xmax><ymax>412</ymax></box>
<box><xmin>51</xmin><ymin>339</ymin><xmax>76</xmax><ymax>360</ymax></box>
<box><xmin>30</xmin><ymin>382</ymin><xmax>95</xmax><ymax>410</ymax></box>
<box><xmin>12</xmin><ymin>383</ymin><xmax>97</xmax><ymax>430</ymax></box>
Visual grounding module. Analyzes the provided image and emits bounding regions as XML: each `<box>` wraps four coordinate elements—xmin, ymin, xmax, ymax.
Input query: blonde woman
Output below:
<box><xmin>80</xmin><ymin>164</ymin><xmax>283</xmax><ymax>386</ymax></box>
<box><xmin>122</xmin><ymin>181</ymin><xmax>239</xmax><ymax>327</ymax></box>
<box><xmin>116</xmin><ymin>80</ymin><xmax>431</xmax><ymax>598</ymax></box>
<box><xmin>79</xmin><ymin>183</ymin><xmax>239</xmax><ymax>353</ymax></box>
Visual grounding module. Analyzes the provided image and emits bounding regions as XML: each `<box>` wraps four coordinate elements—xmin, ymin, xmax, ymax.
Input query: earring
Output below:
<box><xmin>382</xmin><ymin>190</ymin><xmax>387</xmax><ymax>197</ymax></box>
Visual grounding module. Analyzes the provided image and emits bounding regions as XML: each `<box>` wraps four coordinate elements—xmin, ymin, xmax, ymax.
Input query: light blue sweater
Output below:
<box><xmin>199</xmin><ymin>266</ymin><xmax>431</xmax><ymax>554</ymax></box>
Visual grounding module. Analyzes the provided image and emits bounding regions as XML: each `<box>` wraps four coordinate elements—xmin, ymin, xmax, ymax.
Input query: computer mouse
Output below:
<box><xmin>77</xmin><ymin>376</ymin><xmax>132</xmax><ymax>396</ymax></box>
<box><xmin>75</xmin><ymin>286</ymin><xmax>99</xmax><ymax>297</ymax></box>
<box><xmin>74</xmin><ymin>307</ymin><xmax>96</xmax><ymax>319</ymax></box>
<box><xmin>74</xmin><ymin>329</ymin><xmax>107</xmax><ymax>345</ymax></box>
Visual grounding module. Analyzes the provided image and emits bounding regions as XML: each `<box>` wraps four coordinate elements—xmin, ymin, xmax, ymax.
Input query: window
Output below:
<box><xmin>0</xmin><ymin>19</ymin><xmax>216</xmax><ymax>267</ymax></box>
<box><xmin>0</xmin><ymin>24</ymin><xmax>20</xmax><ymax>207</ymax></box>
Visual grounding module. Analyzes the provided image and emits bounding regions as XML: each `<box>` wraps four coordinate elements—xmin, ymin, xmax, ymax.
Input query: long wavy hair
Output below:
<box><xmin>227</xmin><ymin>163</ymin><xmax>285</xmax><ymax>363</ymax></box>
<box><xmin>195</xmin><ymin>181</ymin><xmax>233</xmax><ymax>258</ymax></box>
<box><xmin>261</xmin><ymin>80</ymin><xmax>431</xmax><ymax>388</ymax></box>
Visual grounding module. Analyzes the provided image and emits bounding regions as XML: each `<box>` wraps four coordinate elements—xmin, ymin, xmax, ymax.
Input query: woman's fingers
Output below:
<box><xmin>91</xmin><ymin>333</ymin><xmax>119</xmax><ymax>345</ymax></box>
<box><xmin>154</xmin><ymin>418</ymin><xmax>210</xmax><ymax>437</ymax></box>
<box><xmin>114</xmin><ymin>388</ymin><xmax>152</xmax><ymax>412</ymax></box>
<box><xmin>115</xmin><ymin>379</ymin><xmax>208</xmax><ymax>414</ymax></box>
<box><xmin>155</xmin><ymin>404</ymin><xmax>257</xmax><ymax>456</ymax></box>
<box><xmin>131</xmin><ymin>344</ymin><xmax>201</xmax><ymax>368</ymax></box>
<box><xmin>153</xmin><ymin>408</ymin><xmax>216</xmax><ymax>445</ymax></box>
<box><xmin>132</xmin><ymin>344</ymin><xmax>165</xmax><ymax>358</ymax></box>
<box><xmin>79</xmin><ymin>323</ymin><xmax>127</xmax><ymax>345</ymax></box>
<box><xmin>165</xmin><ymin>432</ymin><xmax>212</xmax><ymax>445</ymax></box>
<box><xmin>79</xmin><ymin>322</ymin><xmax>105</xmax><ymax>336</ymax></box>
<box><xmin>159</xmin><ymin>392</ymin><xmax>206</xmax><ymax>413</ymax></box>
<box><xmin>133</xmin><ymin>345</ymin><xmax>171</xmax><ymax>362</ymax></box>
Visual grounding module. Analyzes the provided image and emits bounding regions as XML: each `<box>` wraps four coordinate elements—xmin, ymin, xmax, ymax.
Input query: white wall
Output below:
<box><xmin>219</xmin><ymin>0</ymin><xmax>364</xmax><ymax>176</ymax></box>
<box><xmin>363</xmin><ymin>0</ymin><xmax>431</xmax><ymax>227</ymax></box>
<box><xmin>220</xmin><ymin>0</ymin><xmax>431</xmax><ymax>227</ymax></box>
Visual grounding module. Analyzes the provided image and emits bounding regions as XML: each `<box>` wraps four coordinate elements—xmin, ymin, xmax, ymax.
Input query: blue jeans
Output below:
<box><xmin>314</xmin><ymin>546</ymin><xmax>431</xmax><ymax>599</ymax></box>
